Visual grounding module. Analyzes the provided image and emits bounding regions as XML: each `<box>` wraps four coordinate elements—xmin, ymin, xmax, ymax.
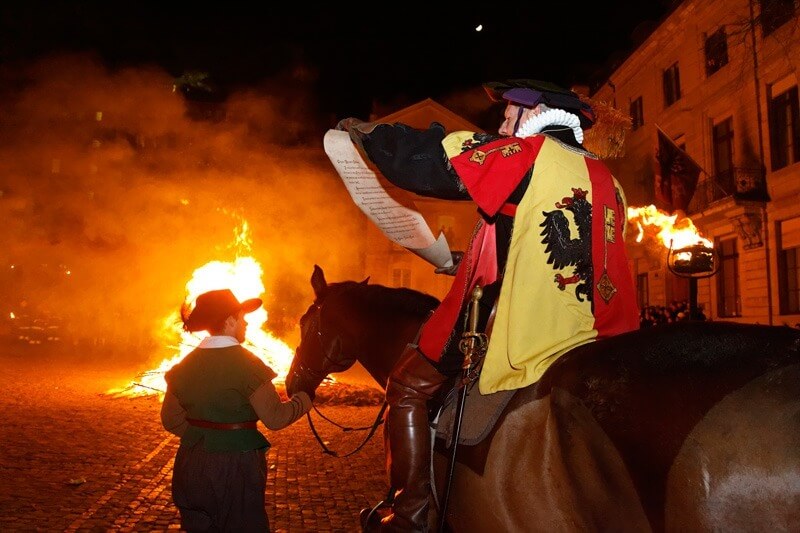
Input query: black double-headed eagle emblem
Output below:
<box><xmin>539</xmin><ymin>187</ymin><xmax>593</xmax><ymax>303</ymax></box>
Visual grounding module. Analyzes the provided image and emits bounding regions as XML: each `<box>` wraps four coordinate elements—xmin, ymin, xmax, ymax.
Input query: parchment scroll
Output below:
<box><xmin>324</xmin><ymin>129</ymin><xmax>453</xmax><ymax>268</ymax></box>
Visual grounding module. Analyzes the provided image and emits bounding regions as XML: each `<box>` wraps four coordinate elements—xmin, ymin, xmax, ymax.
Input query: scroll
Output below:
<box><xmin>324</xmin><ymin>129</ymin><xmax>453</xmax><ymax>269</ymax></box>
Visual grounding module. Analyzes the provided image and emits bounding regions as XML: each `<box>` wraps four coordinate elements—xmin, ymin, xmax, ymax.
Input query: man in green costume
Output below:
<box><xmin>160</xmin><ymin>288</ymin><xmax>312</xmax><ymax>532</ymax></box>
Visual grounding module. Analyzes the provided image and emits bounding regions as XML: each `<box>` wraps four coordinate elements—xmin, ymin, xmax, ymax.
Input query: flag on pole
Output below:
<box><xmin>655</xmin><ymin>125</ymin><xmax>704</xmax><ymax>212</ymax></box>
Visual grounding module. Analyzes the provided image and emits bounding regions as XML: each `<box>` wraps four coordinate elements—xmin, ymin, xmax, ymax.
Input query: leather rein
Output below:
<box><xmin>295</xmin><ymin>298</ymin><xmax>387</xmax><ymax>458</ymax></box>
<box><xmin>306</xmin><ymin>402</ymin><xmax>388</xmax><ymax>458</ymax></box>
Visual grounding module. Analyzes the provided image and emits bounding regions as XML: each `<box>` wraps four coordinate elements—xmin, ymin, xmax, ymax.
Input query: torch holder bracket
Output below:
<box><xmin>666</xmin><ymin>241</ymin><xmax>720</xmax><ymax>279</ymax></box>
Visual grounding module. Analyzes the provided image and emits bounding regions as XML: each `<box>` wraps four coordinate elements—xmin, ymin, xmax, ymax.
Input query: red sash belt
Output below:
<box><xmin>499</xmin><ymin>203</ymin><xmax>517</xmax><ymax>217</ymax></box>
<box><xmin>186</xmin><ymin>418</ymin><xmax>258</xmax><ymax>430</ymax></box>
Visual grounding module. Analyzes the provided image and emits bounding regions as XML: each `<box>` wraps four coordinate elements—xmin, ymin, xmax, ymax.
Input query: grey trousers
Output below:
<box><xmin>172</xmin><ymin>440</ymin><xmax>269</xmax><ymax>532</ymax></box>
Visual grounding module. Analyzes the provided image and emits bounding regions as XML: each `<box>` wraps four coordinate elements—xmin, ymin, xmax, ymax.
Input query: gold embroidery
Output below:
<box><xmin>604</xmin><ymin>206</ymin><xmax>616</xmax><ymax>243</ymax></box>
<box><xmin>469</xmin><ymin>142</ymin><xmax>522</xmax><ymax>165</ymax></box>
<box><xmin>596</xmin><ymin>272</ymin><xmax>617</xmax><ymax>303</ymax></box>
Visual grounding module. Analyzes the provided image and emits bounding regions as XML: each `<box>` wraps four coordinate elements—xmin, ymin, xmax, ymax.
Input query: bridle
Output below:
<box><xmin>290</xmin><ymin>302</ymin><xmax>354</xmax><ymax>383</ymax></box>
<box><xmin>293</xmin><ymin>297</ymin><xmax>387</xmax><ymax>458</ymax></box>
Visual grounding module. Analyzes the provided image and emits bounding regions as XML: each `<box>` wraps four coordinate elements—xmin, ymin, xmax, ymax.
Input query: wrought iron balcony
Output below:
<box><xmin>688</xmin><ymin>167</ymin><xmax>768</xmax><ymax>213</ymax></box>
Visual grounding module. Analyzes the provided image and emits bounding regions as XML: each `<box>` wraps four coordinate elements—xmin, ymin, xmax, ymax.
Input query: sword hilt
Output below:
<box><xmin>468</xmin><ymin>285</ymin><xmax>482</xmax><ymax>334</ymax></box>
<box><xmin>459</xmin><ymin>285</ymin><xmax>487</xmax><ymax>374</ymax></box>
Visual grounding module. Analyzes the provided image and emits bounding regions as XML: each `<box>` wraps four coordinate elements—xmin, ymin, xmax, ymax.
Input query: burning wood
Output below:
<box><xmin>108</xmin><ymin>221</ymin><xmax>298</xmax><ymax>398</ymax></box>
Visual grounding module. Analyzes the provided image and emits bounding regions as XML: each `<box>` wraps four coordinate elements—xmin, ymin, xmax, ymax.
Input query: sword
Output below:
<box><xmin>438</xmin><ymin>285</ymin><xmax>488</xmax><ymax>532</ymax></box>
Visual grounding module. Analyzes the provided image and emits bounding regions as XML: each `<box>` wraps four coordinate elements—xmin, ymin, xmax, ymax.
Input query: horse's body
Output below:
<box><xmin>287</xmin><ymin>266</ymin><xmax>800</xmax><ymax>532</ymax></box>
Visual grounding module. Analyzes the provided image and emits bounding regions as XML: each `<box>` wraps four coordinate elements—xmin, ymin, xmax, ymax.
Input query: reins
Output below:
<box><xmin>306</xmin><ymin>400</ymin><xmax>388</xmax><ymax>458</ymax></box>
<box><xmin>300</xmin><ymin>287</ymin><xmax>387</xmax><ymax>458</ymax></box>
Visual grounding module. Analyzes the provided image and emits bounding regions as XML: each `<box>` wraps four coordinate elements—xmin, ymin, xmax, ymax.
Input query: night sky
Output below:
<box><xmin>1</xmin><ymin>1</ymin><xmax>675</xmax><ymax>120</ymax></box>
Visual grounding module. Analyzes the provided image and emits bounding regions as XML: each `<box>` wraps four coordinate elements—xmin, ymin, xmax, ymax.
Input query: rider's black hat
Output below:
<box><xmin>483</xmin><ymin>79</ymin><xmax>596</xmax><ymax>130</ymax></box>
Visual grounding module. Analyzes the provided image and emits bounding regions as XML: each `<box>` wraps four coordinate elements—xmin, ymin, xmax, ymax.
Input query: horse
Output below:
<box><xmin>286</xmin><ymin>265</ymin><xmax>800</xmax><ymax>532</ymax></box>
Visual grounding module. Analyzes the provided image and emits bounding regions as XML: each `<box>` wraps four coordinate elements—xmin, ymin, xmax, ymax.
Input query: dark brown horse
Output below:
<box><xmin>286</xmin><ymin>265</ymin><xmax>800</xmax><ymax>532</ymax></box>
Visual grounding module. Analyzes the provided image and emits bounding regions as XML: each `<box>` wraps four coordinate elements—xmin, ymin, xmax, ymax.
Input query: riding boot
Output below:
<box><xmin>377</xmin><ymin>344</ymin><xmax>447</xmax><ymax>533</ymax></box>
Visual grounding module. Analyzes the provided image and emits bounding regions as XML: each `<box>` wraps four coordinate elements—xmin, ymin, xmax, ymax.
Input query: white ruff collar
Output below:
<box><xmin>516</xmin><ymin>108</ymin><xmax>584</xmax><ymax>144</ymax></box>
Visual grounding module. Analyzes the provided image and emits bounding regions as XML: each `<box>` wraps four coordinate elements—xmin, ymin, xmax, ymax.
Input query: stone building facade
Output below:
<box><xmin>593</xmin><ymin>0</ymin><xmax>800</xmax><ymax>326</ymax></box>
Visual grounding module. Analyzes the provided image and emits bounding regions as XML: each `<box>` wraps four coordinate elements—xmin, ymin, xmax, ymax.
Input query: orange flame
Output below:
<box><xmin>627</xmin><ymin>204</ymin><xmax>712</xmax><ymax>249</ymax></box>
<box><xmin>109</xmin><ymin>220</ymin><xmax>295</xmax><ymax>397</ymax></box>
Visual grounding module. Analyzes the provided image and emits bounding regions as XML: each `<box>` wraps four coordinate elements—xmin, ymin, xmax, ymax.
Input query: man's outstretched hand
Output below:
<box><xmin>335</xmin><ymin>117</ymin><xmax>365</xmax><ymax>132</ymax></box>
<box><xmin>434</xmin><ymin>251</ymin><xmax>464</xmax><ymax>276</ymax></box>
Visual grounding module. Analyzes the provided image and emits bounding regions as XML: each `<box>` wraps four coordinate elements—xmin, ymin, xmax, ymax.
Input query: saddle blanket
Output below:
<box><xmin>434</xmin><ymin>381</ymin><xmax>516</xmax><ymax>446</ymax></box>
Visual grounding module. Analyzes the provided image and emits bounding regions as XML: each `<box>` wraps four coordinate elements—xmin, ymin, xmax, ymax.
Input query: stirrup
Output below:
<box><xmin>360</xmin><ymin>487</ymin><xmax>395</xmax><ymax>531</ymax></box>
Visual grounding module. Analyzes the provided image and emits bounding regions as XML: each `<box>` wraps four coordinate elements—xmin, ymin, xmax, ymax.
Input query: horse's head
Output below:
<box><xmin>286</xmin><ymin>265</ymin><xmax>364</xmax><ymax>398</ymax></box>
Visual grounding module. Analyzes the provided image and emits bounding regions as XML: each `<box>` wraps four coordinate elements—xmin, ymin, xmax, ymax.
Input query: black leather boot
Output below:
<box><xmin>368</xmin><ymin>344</ymin><xmax>446</xmax><ymax>533</ymax></box>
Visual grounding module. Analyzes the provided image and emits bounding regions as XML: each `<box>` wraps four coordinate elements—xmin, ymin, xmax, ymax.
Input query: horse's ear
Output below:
<box><xmin>311</xmin><ymin>264</ymin><xmax>327</xmax><ymax>298</ymax></box>
<box><xmin>360</xmin><ymin>276</ymin><xmax>370</xmax><ymax>285</ymax></box>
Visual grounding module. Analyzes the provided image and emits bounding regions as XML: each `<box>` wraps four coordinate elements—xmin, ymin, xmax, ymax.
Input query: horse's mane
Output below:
<box><xmin>327</xmin><ymin>280</ymin><xmax>439</xmax><ymax>319</ymax></box>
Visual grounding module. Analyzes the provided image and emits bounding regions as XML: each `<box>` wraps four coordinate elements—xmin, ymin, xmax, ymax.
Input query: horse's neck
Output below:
<box><xmin>333</xmin><ymin>283</ymin><xmax>436</xmax><ymax>390</ymax></box>
<box><xmin>356</xmin><ymin>338</ymin><xmax>402</xmax><ymax>390</ymax></box>
<box><xmin>355</xmin><ymin>314</ymin><xmax>425</xmax><ymax>391</ymax></box>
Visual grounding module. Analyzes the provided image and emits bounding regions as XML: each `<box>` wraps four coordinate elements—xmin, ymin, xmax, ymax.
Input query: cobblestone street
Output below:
<box><xmin>0</xmin><ymin>348</ymin><xmax>387</xmax><ymax>532</ymax></box>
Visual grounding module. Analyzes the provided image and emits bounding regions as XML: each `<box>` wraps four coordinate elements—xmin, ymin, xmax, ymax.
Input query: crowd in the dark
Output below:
<box><xmin>639</xmin><ymin>300</ymin><xmax>707</xmax><ymax>327</ymax></box>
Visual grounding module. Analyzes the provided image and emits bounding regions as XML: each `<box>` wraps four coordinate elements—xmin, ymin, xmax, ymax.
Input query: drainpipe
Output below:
<box><xmin>748</xmin><ymin>0</ymin><xmax>773</xmax><ymax>324</ymax></box>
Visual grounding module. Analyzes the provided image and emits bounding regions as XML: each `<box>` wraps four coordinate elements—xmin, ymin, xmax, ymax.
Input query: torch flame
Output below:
<box><xmin>627</xmin><ymin>204</ymin><xmax>712</xmax><ymax>249</ymax></box>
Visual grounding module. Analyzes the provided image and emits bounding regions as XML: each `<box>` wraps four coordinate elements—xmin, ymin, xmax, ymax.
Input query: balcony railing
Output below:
<box><xmin>688</xmin><ymin>167</ymin><xmax>768</xmax><ymax>213</ymax></box>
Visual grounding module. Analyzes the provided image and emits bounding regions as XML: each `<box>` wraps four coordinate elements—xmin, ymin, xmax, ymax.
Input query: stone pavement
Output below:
<box><xmin>0</xmin><ymin>348</ymin><xmax>388</xmax><ymax>532</ymax></box>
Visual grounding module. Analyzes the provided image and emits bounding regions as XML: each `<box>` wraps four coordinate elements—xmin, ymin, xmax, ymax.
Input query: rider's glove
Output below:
<box><xmin>434</xmin><ymin>251</ymin><xmax>463</xmax><ymax>276</ymax></box>
<box><xmin>335</xmin><ymin>117</ymin><xmax>365</xmax><ymax>133</ymax></box>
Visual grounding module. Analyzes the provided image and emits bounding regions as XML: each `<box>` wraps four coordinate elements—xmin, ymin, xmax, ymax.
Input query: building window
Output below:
<box><xmin>768</xmin><ymin>85</ymin><xmax>800</xmax><ymax>171</ymax></box>
<box><xmin>712</xmin><ymin>117</ymin><xmax>735</xmax><ymax>199</ymax></box>
<box><xmin>761</xmin><ymin>0</ymin><xmax>796</xmax><ymax>36</ymax></box>
<box><xmin>663</xmin><ymin>63</ymin><xmax>681</xmax><ymax>107</ymax></box>
<box><xmin>391</xmin><ymin>267</ymin><xmax>411</xmax><ymax>288</ymax></box>
<box><xmin>705</xmin><ymin>27</ymin><xmax>729</xmax><ymax>76</ymax></box>
<box><xmin>778</xmin><ymin>217</ymin><xmax>800</xmax><ymax>314</ymax></box>
<box><xmin>630</xmin><ymin>97</ymin><xmax>644</xmax><ymax>130</ymax></box>
<box><xmin>716</xmin><ymin>237</ymin><xmax>741</xmax><ymax>317</ymax></box>
<box><xmin>636</xmin><ymin>272</ymin><xmax>649</xmax><ymax>309</ymax></box>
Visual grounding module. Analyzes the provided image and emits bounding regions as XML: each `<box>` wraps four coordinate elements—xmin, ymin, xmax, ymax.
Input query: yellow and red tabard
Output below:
<box><xmin>417</xmin><ymin>132</ymin><xmax>639</xmax><ymax>393</ymax></box>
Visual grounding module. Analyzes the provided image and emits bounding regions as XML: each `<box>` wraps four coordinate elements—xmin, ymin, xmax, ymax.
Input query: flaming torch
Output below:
<box><xmin>628</xmin><ymin>205</ymin><xmax>719</xmax><ymax>319</ymax></box>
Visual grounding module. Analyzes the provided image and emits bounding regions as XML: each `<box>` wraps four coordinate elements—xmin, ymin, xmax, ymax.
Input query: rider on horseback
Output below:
<box><xmin>338</xmin><ymin>79</ymin><xmax>640</xmax><ymax>532</ymax></box>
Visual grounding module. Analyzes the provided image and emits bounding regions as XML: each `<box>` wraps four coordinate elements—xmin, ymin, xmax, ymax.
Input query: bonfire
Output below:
<box><xmin>106</xmin><ymin>219</ymin><xmax>382</xmax><ymax>406</ymax></box>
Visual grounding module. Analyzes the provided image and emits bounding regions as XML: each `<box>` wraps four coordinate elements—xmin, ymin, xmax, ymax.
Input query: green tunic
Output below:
<box><xmin>165</xmin><ymin>344</ymin><xmax>275</xmax><ymax>452</ymax></box>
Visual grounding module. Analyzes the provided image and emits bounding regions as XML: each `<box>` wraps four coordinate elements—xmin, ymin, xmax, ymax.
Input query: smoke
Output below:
<box><xmin>0</xmin><ymin>52</ymin><xmax>365</xmax><ymax>362</ymax></box>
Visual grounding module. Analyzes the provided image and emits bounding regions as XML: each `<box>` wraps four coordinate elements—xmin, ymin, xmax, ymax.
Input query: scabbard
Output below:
<box><xmin>438</xmin><ymin>285</ymin><xmax>485</xmax><ymax>532</ymax></box>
